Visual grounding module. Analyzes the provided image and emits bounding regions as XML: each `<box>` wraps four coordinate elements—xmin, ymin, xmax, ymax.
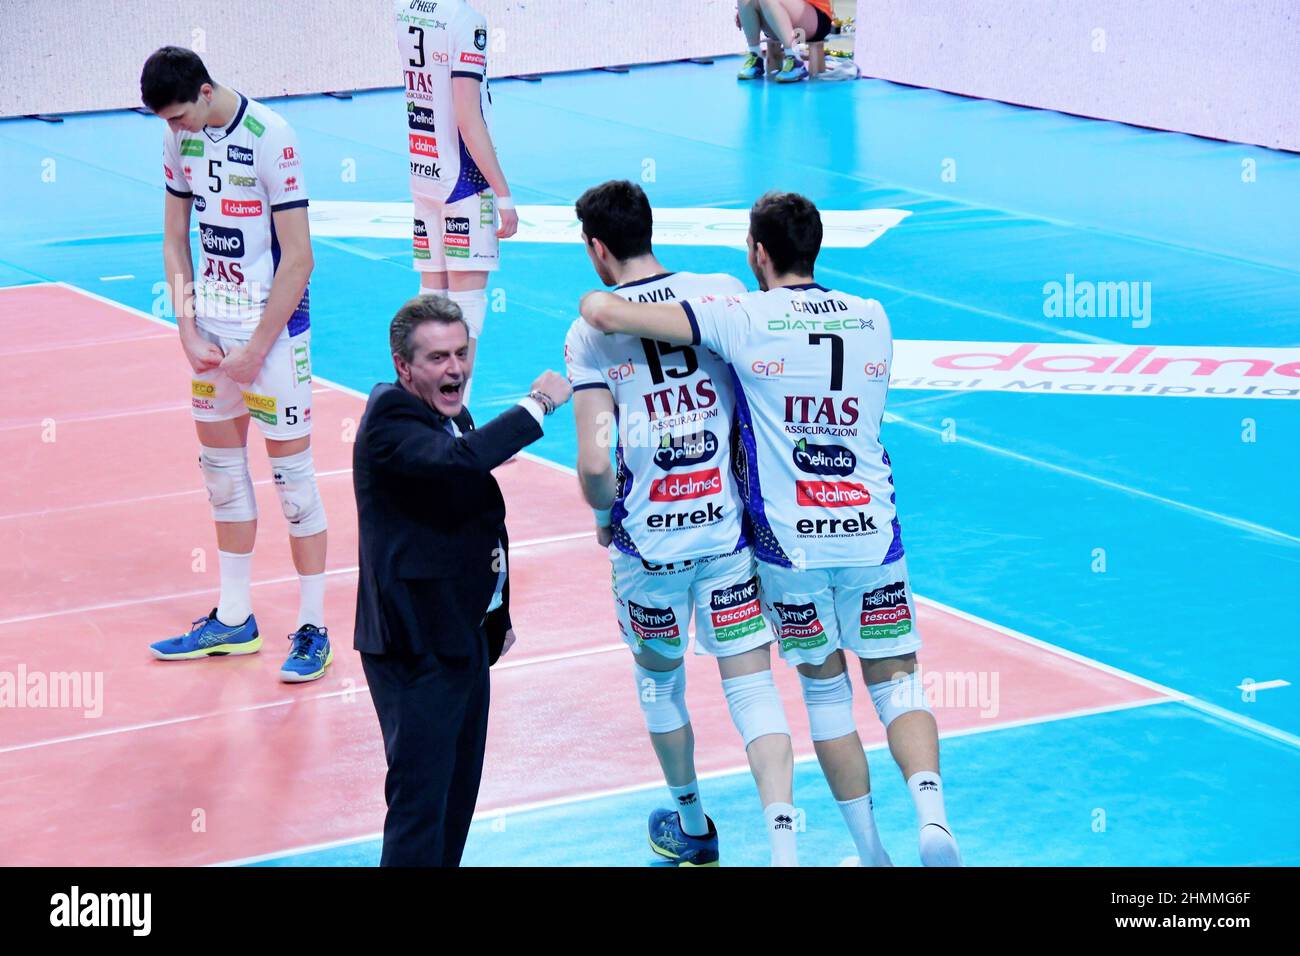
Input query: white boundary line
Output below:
<box><xmin>887</xmin><ymin>413</ymin><xmax>1300</xmax><ymax>547</ymax></box>
<box><xmin>0</xmin><ymin>529</ymin><xmax>595</xmax><ymax>626</ymax></box>
<box><xmin>212</xmin><ymin>694</ymin><xmax>1173</xmax><ymax>867</ymax></box>
<box><xmin>16</xmin><ymin>282</ymin><xmax>1300</xmax><ymax>860</ymax></box>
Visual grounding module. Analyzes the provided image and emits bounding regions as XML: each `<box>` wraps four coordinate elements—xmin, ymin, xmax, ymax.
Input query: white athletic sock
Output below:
<box><xmin>668</xmin><ymin>781</ymin><xmax>709</xmax><ymax>836</ymax></box>
<box><xmin>837</xmin><ymin>793</ymin><xmax>893</xmax><ymax>867</ymax></box>
<box><xmin>216</xmin><ymin>550</ymin><xmax>254</xmax><ymax>625</ymax></box>
<box><xmin>296</xmin><ymin>572</ymin><xmax>327</xmax><ymax>630</ymax></box>
<box><xmin>907</xmin><ymin>771</ymin><xmax>962</xmax><ymax>866</ymax></box>
<box><xmin>783</xmin><ymin>43</ymin><xmax>800</xmax><ymax>59</ymax></box>
<box><xmin>748</xmin><ymin>43</ymin><xmax>762</xmax><ymax>55</ymax></box>
<box><xmin>764</xmin><ymin>802</ymin><xmax>799</xmax><ymax>867</ymax></box>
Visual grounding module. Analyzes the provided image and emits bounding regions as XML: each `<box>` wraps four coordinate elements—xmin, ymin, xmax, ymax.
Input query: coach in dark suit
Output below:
<box><xmin>353</xmin><ymin>295</ymin><xmax>571</xmax><ymax>867</ymax></box>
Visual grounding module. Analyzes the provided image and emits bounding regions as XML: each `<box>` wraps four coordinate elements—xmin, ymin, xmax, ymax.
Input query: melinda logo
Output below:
<box><xmin>409</xmin><ymin>133</ymin><xmax>439</xmax><ymax>157</ymax></box>
<box><xmin>649</xmin><ymin>468</ymin><xmax>722</xmax><ymax>501</ymax></box>
<box><xmin>796</xmin><ymin>480</ymin><xmax>870</xmax><ymax>507</ymax></box>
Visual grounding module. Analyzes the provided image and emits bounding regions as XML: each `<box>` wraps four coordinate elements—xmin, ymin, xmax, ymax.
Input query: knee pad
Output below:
<box><xmin>199</xmin><ymin>445</ymin><xmax>257</xmax><ymax>523</ymax></box>
<box><xmin>270</xmin><ymin>448</ymin><xmax>327</xmax><ymax>537</ymax></box>
<box><xmin>799</xmin><ymin>671</ymin><xmax>858</xmax><ymax>742</ymax></box>
<box><xmin>447</xmin><ymin>287</ymin><xmax>487</xmax><ymax>339</ymax></box>
<box><xmin>869</xmin><ymin>670</ymin><xmax>931</xmax><ymax>729</ymax></box>
<box><xmin>634</xmin><ymin>661</ymin><xmax>690</xmax><ymax>735</ymax></box>
<box><xmin>721</xmin><ymin>669</ymin><xmax>790</xmax><ymax>748</ymax></box>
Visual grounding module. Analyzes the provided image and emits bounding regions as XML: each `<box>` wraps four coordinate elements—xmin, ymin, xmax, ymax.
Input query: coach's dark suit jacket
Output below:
<box><xmin>352</xmin><ymin>381</ymin><xmax>543</xmax><ymax>867</ymax></box>
<box><xmin>352</xmin><ymin>382</ymin><xmax>542</xmax><ymax>665</ymax></box>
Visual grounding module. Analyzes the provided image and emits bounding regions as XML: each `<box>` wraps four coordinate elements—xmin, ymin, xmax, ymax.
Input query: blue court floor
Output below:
<box><xmin>2</xmin><ymin>57</ymin><xmax>1296</xmax><ymax>865</ymax></box>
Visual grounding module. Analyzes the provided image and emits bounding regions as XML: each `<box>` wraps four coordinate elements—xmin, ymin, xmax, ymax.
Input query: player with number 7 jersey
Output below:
<box><xmin>579</xmin><ymin>191</ymin><xmax>964</xmax><ymax>868</ymax></box>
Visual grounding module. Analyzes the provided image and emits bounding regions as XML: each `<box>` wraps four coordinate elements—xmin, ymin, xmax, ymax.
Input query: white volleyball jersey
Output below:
<box><xmin>565</xmin><ymin>271</ymin><xmax>750</xmax><ymax>564</ymax></box>
<box><xmin>681</xmin><ymin>283</ymin><xmax>904</xmax><ymax>569</ymax></box>
<box><xmin>162</xmin><ymin>93</ymin><xmax>310</xmax><ymax>338</ymax></box>
<box><xmin>394</xmin><ymin>0</ymin><xmax>493</xmax><ymax>203</ymax></box>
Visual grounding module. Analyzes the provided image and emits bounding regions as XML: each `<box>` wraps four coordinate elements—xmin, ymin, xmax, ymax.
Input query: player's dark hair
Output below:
<box><xmin>390</xmin><ymin>295</ymin><xmax>468</xmax><ymax>361</ymax></box>
<box><xmin>749</xmin><ymin>191</ymin><xmax>822</xmax><ymax>276</ymax></box>
<box><xmin>140</xmin><ymin>46</ymin><xmax>214</xmax><ymax>113</ymax></box>
<box><xmin>574</xmin><ymin>180</ymin><xmax>654</xmax><ymax>262</ymax></box>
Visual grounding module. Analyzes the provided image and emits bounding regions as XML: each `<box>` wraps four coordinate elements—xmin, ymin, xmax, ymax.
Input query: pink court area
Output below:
<box><xmin>0</xmin><ymin>284</ymin><xmax>1167</xmax><ymax>866</ymax></box>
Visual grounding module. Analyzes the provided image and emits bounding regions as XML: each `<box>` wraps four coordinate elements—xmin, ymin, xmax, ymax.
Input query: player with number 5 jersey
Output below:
<box><xmin>579</xmin><ymin>191</ymin><xmax>963</xmax><ymax>869</ymax></box>
<box><xmin>140</xmin><ymin>47</ymin><xmax>333</xmax><ymax>685</ymax></box>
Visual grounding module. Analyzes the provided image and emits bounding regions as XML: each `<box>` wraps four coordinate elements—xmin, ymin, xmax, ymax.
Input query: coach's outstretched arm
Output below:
<box><xmin>580</xmin><ymin>291</ymin><xmax>695</xmax><ymax>345</ymax></box>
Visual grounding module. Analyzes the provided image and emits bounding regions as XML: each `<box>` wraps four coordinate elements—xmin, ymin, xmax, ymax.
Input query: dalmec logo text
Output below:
<box><xmin>409</xmin><ymin>134</ymin><xmax>439</xmax><ymax>158</ymax></box>
<box><xmin>649</xmin><ymin>468</ymin><xmax>722</xmax><ymax>502</ymax></box>
<box><xmin>796</xmin><ymin>480</ymin><xmax>870</xmax><ymax>507</ymax></box>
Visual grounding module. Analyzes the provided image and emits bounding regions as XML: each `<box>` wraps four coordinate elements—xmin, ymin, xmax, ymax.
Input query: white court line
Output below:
<box><xmin>0</xmin><ymin>529</ymin><xmax>595</xmax><ymax>626</ymax></box>
<box><xmin>1</xmin><ymin>386</ymin><xmax>330</xmax><ymax>436</ymax></box>
<box><xmin>0</xmin><ymin>641</ymin><xmax>626</xmax><ymax>756</ymax></box>
<box><xmin>20</xmin><ymin>282</ymin><xmax>1300</xmax><ymax>836</ymax></box>
<box><xmin>98</xmin><ymin>275</ymin><xmax>135</xmax><ymax>282</ymax></box>
<box><xmin>888</xmin><ymin>414</ymin><xmax>1300</xmax><ymax>547</ymax></box>
<box><xmin>212</xmin><ymin>694</ymin><xmax>1174</xmax><ymax>867</ymax></box>
<box><xmin>0</xmin><ymin>468</ymin><xmax>355</xmax><ymax>523</ymax></box>
<box><xmin>1236</xmin><ymin>679</ymin><xmax>1290</xmax><ymax>693</ymax></box>
<box><xmin>918</xmin><ymin>594</ymin><xmax>1300</xmax><ymax>751</ymax></box>
<box><xmin>0</xmin><ymin>332</ymin><xmax>174</xmax><ymax>359</ymax></box>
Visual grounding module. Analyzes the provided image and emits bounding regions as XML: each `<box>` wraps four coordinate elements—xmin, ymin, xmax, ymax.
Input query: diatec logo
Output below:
<box><xmin>649</xmin><ymin>468</ymin><xmax>722</xmax><ymax>502</ymax></box>
<box><xmin>795</xmin><ymin>480</ymin><xmax>870</xmax><ymax>507</ymax></box>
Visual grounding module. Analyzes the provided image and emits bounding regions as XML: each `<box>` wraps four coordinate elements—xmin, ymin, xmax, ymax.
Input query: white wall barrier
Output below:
<box><xmin>853</xmin><ymin>0</ymin><xmax>1300</xmax><ymax>152</ymax></box>
<box><xmin>1</xmin><ymin>0</ymin><xmax>744</xmax><ymax>118</ymax></box>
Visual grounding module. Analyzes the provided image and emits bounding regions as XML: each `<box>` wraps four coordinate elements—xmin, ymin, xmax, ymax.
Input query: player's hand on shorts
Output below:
<box><xmin>500</xmin><ymin>628</ymin><xmax>517</xmax><ymax>657</ymax></box>
<box><xmin>218</xmin><ymin>342</ymin><xmax>267</xmax><ymax>386</ymax></box>
<box><xmin>497</xmin><ymin>205</ymin><xmax>518</xmax><ymax>240</ymax></box>
<box><xmin>595</xmin><ymin>524</ymin><xmax>612</xmax><ymax>547</ymax></box>
<box><xmin>531</xmin><ymin>370</ymin><xmax>572</xmax><ymax>410</ymax></box>
<box><xmin>182</xmin><ymin>333</ymin><xmax>225</xmax><ymax>374</ymax></box>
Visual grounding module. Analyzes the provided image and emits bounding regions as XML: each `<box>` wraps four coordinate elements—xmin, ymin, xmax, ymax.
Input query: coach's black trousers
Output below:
<box><xmin>361</xmin><ymin>643</ymin><xmax>490</xmax><ymax>867</ymax></box>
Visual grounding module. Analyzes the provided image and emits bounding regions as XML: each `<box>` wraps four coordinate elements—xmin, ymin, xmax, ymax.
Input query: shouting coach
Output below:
<box><xmin>353</xmin><ymin>295</ymin><xmax>571</xmax><ymax>866</ymax></box>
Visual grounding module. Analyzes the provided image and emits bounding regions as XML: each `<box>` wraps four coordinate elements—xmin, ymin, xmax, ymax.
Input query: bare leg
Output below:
<box><xmin>797</xmin><ymin>650</ymin><xmax>871</xmax><ymax>800</ymax></box>
<box><xmin>758</xmin><ymin>0</ymin><xmax>820</xmax><ymax>51</ymax></box>
<box><xmin>862</xmin><ymin>654</ymin><xmax>939</xmax><ymax>778</ymax></box>
<box><xmin>717</xmin><ymin>644</ymin><xmax>793</xmax><ymax>807</ymax></box>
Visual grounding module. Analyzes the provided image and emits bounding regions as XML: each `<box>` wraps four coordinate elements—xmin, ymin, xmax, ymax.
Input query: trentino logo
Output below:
<box><xmin>227</xmin><ymin>144</ymin><xmax>254</xmax><ymax>165</ymax></box>
<box><xmin>653</xmin><ymin>430</ymin><xmax>719</xmax><ymax>470</ymax></box>
<box><xmin>200</xmin><ymin>224</ymin><xmax>245</xmax><ymax>258</ymax></box>
<box><xmin>792</xmin><ymin>438</ymin><xmax>857</xmax><ymax>477</ymax></box>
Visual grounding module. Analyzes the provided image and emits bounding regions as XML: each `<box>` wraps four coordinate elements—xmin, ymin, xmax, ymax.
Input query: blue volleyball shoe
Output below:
<box><xmin>648</xmin><ymin>808</ymin><xmax>720</xmax><ymax>867</ymax></box>
<box><xmin>737</xmin><ymin>52</ymin><xmax>765</xmax><ymax>80</ymax></box>
<box><xmin>775</xmin><ymin>54</ymin><xmax>809</xmax><ymax>83</ymax></box>
<box><xmin>150</xmin><ymin>609</ymin><xmax>261</xmax><ymax>660</ymax></box>
<box><xmin>280</xmin><ymin>624</ymin><xmax>333</xmax><ymax>683</ymax></box>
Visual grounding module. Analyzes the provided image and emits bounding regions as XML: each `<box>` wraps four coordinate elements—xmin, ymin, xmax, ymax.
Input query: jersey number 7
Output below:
<box><xmin>809</xmin><ymin>333</ymin><xmax>844</xmax><ymax>391</ymax></box>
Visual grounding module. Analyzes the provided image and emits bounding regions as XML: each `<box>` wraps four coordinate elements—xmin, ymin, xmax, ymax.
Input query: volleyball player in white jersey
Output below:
<box><xmin>565</xmin><ymin>182</ymin><xmax>797</xmax><ymax>867</ymax></box>
<box><xmin>394</xmin><ymin>0</ymin><xmax>515</xmax><ymax>404</ymax></box>
<box><xmin>141</xmin><ymin>48</ymin><xmax>332</xmax><ymax>683</ymax></box>
<box><xmin>580</xmin><ymin>192</ymin><xmax>962</xmax><ymax>866</ymax></box>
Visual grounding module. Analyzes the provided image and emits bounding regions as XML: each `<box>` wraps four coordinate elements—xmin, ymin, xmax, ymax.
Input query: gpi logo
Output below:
<box><xmin>607</xmin><ymin>359</ymin><xmax>635</xmax><ymax>382</ymax></box>
<box><xmin>751</xmin><ymin>358</ymin><xmax>784</xmax><ymax>376</ymax></box>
